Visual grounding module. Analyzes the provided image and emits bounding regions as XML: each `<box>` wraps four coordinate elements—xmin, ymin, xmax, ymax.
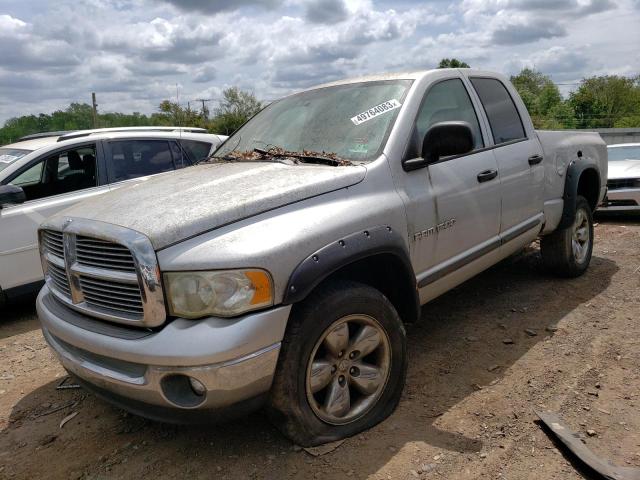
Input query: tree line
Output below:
<box><xmin>0</xmin><ymin>87</ymin><xmax>262</xmax><ymax>145</ymax></box>
<box><xmin>1</xmin><ymin>62</ymin><xmax>639</xmax><ymax>145</ymax></box>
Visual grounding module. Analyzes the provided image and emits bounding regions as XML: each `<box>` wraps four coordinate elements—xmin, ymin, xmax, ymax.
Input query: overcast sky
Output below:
<box><xmin>0</xmin><ymin>0</ymin><xmax>638</xmax><ymax>123</ymax></box>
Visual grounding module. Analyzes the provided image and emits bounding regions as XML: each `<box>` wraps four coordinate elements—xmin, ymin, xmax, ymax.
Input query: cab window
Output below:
<box><xmin>8</xmin><ymin>145</ymin><xmax>97</xmax><ymax>202</ymax></box>
<box><xmin>409</xmin><ymin>78</ymin><xmax>484</xmax><ymax>158</ymax></box>
<box><xmin>470</xmin><ymin>77</ymin><xmax>526</xmax><ymax>144</ymax></box>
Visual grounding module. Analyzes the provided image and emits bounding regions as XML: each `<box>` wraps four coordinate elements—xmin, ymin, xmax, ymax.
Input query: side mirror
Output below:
<box><xmin>422</xmin><ymin>121</ymin><xmax>474</xmax><ymax>164</ymax></box>
<box><xmin>402</xmin><ymin>121</ymin><xmax>474</xmax><ymax>172</ymax></box>
<box><xmin>0</xmin><ymin>185</ymin><xmax>26</xmax><ymax>208</ymax></box>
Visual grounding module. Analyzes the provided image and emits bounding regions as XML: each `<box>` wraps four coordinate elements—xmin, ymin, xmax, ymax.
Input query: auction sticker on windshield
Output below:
<box><xmin>0</xmin><ymin>155</ymin><xmax>20</xmax><ymax>164</ymax></box>
<box><xmin>351</xmin><ymin>99</ymin><xmax>401</xmax><ymax>126</ymax></box>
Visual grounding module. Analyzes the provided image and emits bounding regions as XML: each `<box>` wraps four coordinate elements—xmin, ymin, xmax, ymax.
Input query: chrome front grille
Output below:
<box><xmin>42</xmin><ymin>230</ymin><xmax>65</xmax><ymax>258</ymax></box>
<box><xmin>39</xmin><ymin>221</ymin><xmax>166</xmax><ymax>328</ymax></box>
<box><xmin>79</xmin><ymin>276</ymin><xmax>144</xmax><ymax>315</ymax></box>
<box><xmin>76</xmin><ymin>236</ymin><xmax>136</xmax><ymax>272</ymax></box>
<box><xmin>47</xmin><ymin>260</ymin><xmax>71</xmax><ymax>296</ymax></box>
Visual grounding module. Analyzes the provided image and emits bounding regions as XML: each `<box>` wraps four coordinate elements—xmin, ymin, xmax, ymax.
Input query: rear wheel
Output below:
<box><xmin>268</xmin><ymin>280</ymin><xmax>407</xmax><ymax>446</ymax></box>
<box><xmin>541</xmin><ymin>195</ymin><xmax>594</xmax><ymax>277</ymax></box>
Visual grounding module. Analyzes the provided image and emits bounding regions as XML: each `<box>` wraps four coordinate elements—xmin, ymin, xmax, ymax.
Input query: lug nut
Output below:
<box><xmin>338</xmin><ymin>375</ymin><xmax>346</xmax><ymax>386</ymax></box>
<box><xmin>338</xmin><ymin>350</ymin><xmax>344</xmax><ymax>357</ymax></box>
<box><xmin>331</xmin><ymin>365</ymin><xmax>337</xmax><ymax>374</ymax></box>
<box><xmin>349</xmin><ymin>351</ymin><xmax>357</xmax><ymax>359</ymax></box>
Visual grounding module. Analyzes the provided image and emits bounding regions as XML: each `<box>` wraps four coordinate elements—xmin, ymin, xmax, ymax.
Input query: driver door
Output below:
<box><xmin>407</xmin><ymin>78</ymin><xmax>502</xmax><ymax>288</ymax></box>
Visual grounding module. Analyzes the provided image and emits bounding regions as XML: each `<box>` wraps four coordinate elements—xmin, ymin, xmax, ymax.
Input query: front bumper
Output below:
<box><xmin>37</xmin><ymin>286</ymin><xmax>291</xmax><ymax>421</ymax></box>
<box><xmin>599</xmin><ymin>187</ymin><xmax>640</xmax><ymax>211</ymax></box>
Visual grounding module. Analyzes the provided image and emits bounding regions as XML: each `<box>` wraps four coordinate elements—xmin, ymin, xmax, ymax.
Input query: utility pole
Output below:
<box><xmin>194</xmin><ymin>98</ymin><xmax>212</xmax><ymax>120</ymax></box>
<box><xmin>91</xmin><ymin>92</ymin><xmax>98</xmax><ymax>128</ymax></box>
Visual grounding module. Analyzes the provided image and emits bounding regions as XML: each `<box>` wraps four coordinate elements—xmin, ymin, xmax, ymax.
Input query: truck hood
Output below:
<box><xmin>56</xmin><ymin>162</ymin><xmax>366</xmax><ymax>250</ymax></box>
<box><xmin>608</xmin><ymin>159</ymin><xmax>640</xmax><ymax>180</ymax></box>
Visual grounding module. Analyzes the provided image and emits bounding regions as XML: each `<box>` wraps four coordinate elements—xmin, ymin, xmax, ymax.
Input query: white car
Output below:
<box><xmin>0</xmin><ymin>129</ymin><xmax>227</xmax><ymax>304</ymax></box>
<box><xmin>599</xmin><ymin>143</ymin><xmax>640</xmax><ymax>211</ymax></box>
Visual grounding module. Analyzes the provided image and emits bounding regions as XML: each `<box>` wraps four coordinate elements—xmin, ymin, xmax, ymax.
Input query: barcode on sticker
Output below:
<box><xmin>351</xmin><ymin>99</ymin><xmax>402</xmax><ymax>126</ymax></box>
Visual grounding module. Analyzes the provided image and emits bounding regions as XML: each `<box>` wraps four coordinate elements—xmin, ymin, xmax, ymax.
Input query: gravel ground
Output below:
<box><xmin>0</xmin><ymin>216</ymin><xmax>638</xmax><ymax>480</ymax></box>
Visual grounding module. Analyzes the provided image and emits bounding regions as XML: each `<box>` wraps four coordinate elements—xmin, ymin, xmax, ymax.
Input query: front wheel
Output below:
<box><xmin>267</xmin><ymin>280</ymin><xmax>407</xmax><ymax>446</ymax></box>
<box><xmin>541</xmin><ymin>195</ymin><xmax>594</xmax><ymax>277</ymax></box>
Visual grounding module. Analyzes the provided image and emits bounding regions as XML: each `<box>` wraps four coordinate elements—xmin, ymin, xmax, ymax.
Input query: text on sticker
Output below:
<box><xmin>0</xmin><ymin>155</ymin><xmax>19</xmax><ymax>163</ymax></box>
<box><xmin>351</xmin><ymin>99</ymin><xmax>402</xmax><ymax>126</ymax></box>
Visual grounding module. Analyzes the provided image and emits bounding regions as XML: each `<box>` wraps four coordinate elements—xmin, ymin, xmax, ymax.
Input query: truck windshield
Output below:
<box><xmin>215</xmin><ymin>80</ymin><xmax>413</xmax><ymax>163</ymax></box>
<box><xmin>0</xmin><ymin>148</ymin><xmax>31</xmax><ymax>173</ymax></box>
<box><xmin>608</xmin><ymin>146</ymin><xmax>640</xmax><ymax>161</ymax></box>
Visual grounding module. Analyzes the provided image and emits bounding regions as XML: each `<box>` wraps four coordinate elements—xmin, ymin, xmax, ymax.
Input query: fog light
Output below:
<box><xmin>189</xmin><ymin>377</ymin><xmax>206</xmax><ymax>396</ymax></box>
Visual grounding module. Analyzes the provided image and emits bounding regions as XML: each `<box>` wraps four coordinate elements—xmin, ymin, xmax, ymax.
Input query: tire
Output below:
<box><xmin>267</xmin><ymin>280</ymin><xmax>407</xmax><ymax>446</ymax></box>
<box><xmin>541</xmin><ymin>195</ymin><xmax>594</xmax><ymax>278</ymax></box>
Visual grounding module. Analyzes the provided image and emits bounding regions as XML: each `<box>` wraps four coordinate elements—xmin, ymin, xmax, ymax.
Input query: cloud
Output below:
<box><xmin>193</xmin><ymin>65</ymin><xmax>217</xmax><ymax>83</ymax></box>
<box><xmin>158</xmin><ymin>0</ymin><xmax>282</xmax><ymax>13</ymax></box>
<box><xmin>304</xmin><ymin>0</ymin><xmax>349</xmax><ymax>24</ymax></box>
<box><xmin>0</xmin><ymin>0</ymin><xmax>636</xmax><ymax>124</ymax></box>
<box><xmin>491</xmin><ymin>19</ymin><xmax>567</xmax><ymax>45</ymax></box>
<box><xmin>529</xmin><ymin>46</ymin><xmax>589</xmax><ymax>75</ymax></box>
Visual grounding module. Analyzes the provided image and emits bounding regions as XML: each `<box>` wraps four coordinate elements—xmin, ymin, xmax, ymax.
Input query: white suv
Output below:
<box><xmin>0</xmin><ymin>128</ymin><xmax>226</xmax><ymax>304</ymax></box>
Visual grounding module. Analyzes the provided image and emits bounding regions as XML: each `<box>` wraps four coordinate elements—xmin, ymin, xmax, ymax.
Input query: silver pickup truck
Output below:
<box><xmin>36</xmin><ymin>69</ymin><xmax>607</xmax><ymax>446</ymax></box>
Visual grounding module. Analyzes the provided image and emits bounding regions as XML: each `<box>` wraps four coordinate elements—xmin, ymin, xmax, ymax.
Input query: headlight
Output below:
<box><xmin>164</xmin><ymin>269</ymin><xmax>273</xmax><ymax>319</ymax></box>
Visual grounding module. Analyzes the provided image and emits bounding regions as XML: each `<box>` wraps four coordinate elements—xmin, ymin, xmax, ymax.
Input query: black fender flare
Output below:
<box><xmin>557</xmin><ymin>158</ymin><xmax>601</xmax><ymax>230</ymax></box>
<box><xmin>282</xmin><ymin>226</ymin><xmax>419</xmax><ymax>320</ymax></box>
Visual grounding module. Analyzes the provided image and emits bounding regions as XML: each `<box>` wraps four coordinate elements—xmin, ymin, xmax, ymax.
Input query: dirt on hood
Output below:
<box><xmin>48</xmin><ymin>160</ymin><xmax>366</xmax><ymax>250</ymax></box>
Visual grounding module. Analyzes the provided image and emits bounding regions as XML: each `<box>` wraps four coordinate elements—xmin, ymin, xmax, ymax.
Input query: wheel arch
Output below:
<box><xmin>283</xmin><ymin>226</ymin><xmax>420</xmax><ymax>325</ymax></box>
<box><xmin>558</xmin><ymin>159</ymin><xmax>601</xmax><ymax>230</ymax></box>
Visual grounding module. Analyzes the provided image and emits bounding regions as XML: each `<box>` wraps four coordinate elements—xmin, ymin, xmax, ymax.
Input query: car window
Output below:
<box><xmin>408</xmin><ymin>78</ymin><xmax>483</xmax><ymax>158</ymax></box>
<box><xmin>0</xmin><ymin>148</ymin><xmax>32</xmax><ymax>173</ymax></box>
<box><xmin>108</xmin><ymin>140</ymin><xmax>175</xmax><ymax>182</ymax></box>
<box><xmin>470</xmin><ymin>78</ymin><xmax>526</xmax><ymax>145</ymax></box>
<box><xmin>608</xmin><ymin>146</ymin><xmax>640</xmax><ymax>161</ymax></box>
<box><xmin>10</xmin><ymin>161</ymin><xmax>44</xmax><ymax>187</ymax></box>
<box><xmin>180</xmin><ymin>140</ymin><xmax>212</xmax><ymax>163</ymax></box>
<box><xmin>8</xmin><ymin>145</ymin><xmax>97</xmax><ymax>202</ymax></box>
<box><xmin>169</xmin><ymin>141</ymin><xmax>189</xmax><ymax>169</ymax></box>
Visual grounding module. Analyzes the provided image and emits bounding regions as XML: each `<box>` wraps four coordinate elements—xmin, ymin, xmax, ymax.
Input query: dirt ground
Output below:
<box><xmin>0</xmin><ymin>216</ymin><xmax>639</xmax><ymax>480</ymax></box>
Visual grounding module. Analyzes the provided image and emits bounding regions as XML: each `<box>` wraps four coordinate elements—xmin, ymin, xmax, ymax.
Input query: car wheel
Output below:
<box><xmin>268</xmin><ymin>280</ymin><xmax>407</xmax><ymax>446</ymax></box>
<box><xmin>541</xmin><ymin>195</ymin><xmax>594</xmax><ymax>277</ymax></box>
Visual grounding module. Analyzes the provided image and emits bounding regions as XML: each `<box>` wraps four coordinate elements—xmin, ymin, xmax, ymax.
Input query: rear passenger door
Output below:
<box><xmin>104</xmin><ymin>139</ymin><xmax>188</xmax><ymax>186</ymax></box>
<box><xmin>469</xmin><ymin>77</ymin><xmax>544</xmax><ymax>234</ymax></box>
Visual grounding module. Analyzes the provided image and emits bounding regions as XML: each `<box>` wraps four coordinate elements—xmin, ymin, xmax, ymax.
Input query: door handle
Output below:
<box><xmin>528</xmin><ymin>154</ymin><xmax>543</xmax><ymax>165</ymax></box>
<box><xmin>477</xmin><ymin>169</ymin><xmax>498</xmax><ymax>183</ymax></box>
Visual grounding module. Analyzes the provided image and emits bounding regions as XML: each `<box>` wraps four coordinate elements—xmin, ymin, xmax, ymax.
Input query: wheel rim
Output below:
<box><xmin>305</xmin><ymin>314</ymin><xmax>391</xmax><ymax>425</ymax></box>
<box><xmin>571</xmin><ymin>208</ymin><xmax>590</xmax><ymax>264</ymax></box>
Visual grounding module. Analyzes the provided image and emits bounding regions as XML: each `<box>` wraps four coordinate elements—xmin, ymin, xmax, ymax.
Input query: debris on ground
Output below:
<box><xmin>303</xmin><ymin>439</ymin><xmax>346</xmax><ymax>457</ymax></box>
<box><xmin>536</xmin><ymin>411</ymin><xmax>640</xmax><ymax>480</ymax></box>
<box><xmin>59</xmin><ymin>411</ymin><xmax>79</xmax><ymax>429</ymax></box>
<box><xmin>56</xmin><ymin>376</ymin><xmax>81</xmax><ymax>390</ymax></box>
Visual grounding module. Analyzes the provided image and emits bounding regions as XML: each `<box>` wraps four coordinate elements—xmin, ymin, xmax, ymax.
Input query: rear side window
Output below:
<box><xmin>180</xmin><ymin>140</ymin><xmax>212</xmax><ymax>163</ymax></box>
<box><xmin>470</xmin><ymin>78</ymin><xmax>526</xmax><ymax>145</ymax></box>
<box><xmin>108</xmin><ymin>140</ymin><xmax>175</xmax><ymax>182</ymax></box>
